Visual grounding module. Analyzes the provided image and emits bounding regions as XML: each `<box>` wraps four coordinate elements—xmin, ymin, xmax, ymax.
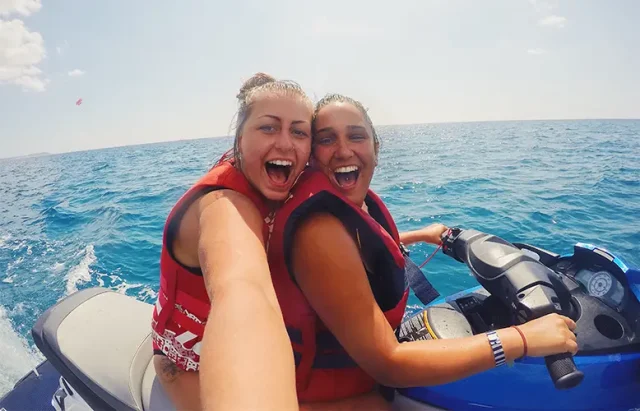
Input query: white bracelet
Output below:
<box><xmin>486</xmin><ymin>330</ymin><xmax>506</xmax><ymax>367</ymax></box>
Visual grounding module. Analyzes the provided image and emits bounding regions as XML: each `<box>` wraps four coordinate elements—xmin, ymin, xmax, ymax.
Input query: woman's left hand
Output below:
<box><xmin>418</xmin><ymin>223</ymin><xmax>449</xmax><ymax>245</ymax></box>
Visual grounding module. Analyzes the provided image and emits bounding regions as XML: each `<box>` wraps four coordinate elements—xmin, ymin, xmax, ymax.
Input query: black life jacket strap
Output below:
<box><xmin>403</xmin><ymin>250</ymin><xmax>441</xmax><ymax>306</ymax></box>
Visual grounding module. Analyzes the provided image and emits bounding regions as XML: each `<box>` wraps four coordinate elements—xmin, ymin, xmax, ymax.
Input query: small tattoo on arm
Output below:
<box><xmin>159</xmin><ymin>357</ymin><xmax>184</xmax><ymax>383</ymax></box>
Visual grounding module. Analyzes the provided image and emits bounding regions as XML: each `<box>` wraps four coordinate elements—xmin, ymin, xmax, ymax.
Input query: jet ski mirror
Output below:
<box><xmin>441</xmin><ymin>228</ymin><xmax>584</xmax><ymax>390</ymax></box>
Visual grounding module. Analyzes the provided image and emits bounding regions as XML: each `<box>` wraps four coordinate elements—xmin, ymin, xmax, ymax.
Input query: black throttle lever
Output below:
<box><xmin>545</xmin><ymin>352</ymin><xmax>584</xmax><ymax>389</ymax></box>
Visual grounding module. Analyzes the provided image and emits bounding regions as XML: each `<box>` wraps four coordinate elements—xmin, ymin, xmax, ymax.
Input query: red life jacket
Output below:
<box><xmin>267</xmin><ymin>170</ymin><xmax>410</xmax><ymax>402</ymax></box>
<box><xmin>151</xmin><ymin>160</ymin><xmax>270</xmax><ymax>371</ymax></box>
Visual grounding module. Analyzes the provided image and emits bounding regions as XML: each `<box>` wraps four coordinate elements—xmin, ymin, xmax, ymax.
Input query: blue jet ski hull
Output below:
<box><xmin>4</xmin><ymin>349</ymin><xmax>637</xmax><ymax>411</ymax></box>
<box><xmin>0</xmin><ymin>360</ymin><xmax>61</xmax><ymax>410</ymax></box>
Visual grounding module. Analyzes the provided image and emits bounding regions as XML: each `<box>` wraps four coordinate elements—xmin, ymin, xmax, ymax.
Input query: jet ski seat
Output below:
<box><xmin>32</xmin><ymin>287</ymin><xmax>175</xmax><ymax>411</ymax></box>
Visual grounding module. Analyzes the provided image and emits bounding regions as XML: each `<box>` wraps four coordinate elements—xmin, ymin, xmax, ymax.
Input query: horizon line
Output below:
<box><xmin>3</xmin><ymin>117</ymin><xmax>639</xmax><ymax>160</ymax></box>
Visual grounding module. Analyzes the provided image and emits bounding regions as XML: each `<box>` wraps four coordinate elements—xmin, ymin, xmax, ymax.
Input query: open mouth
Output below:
<box><xmin>333</xmin><ymin>165</ymin><xmax>360</xmax><ymax>189</ymax></box>
<box><xmin>265</xmin><ymin>159</ymin><xmax>293</xmax><ymax>186</ymax></box>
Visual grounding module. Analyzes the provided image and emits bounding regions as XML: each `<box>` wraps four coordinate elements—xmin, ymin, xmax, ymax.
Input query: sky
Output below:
<box><xmin>1</xmin><ymin>0</ymin><xmax>639</xmax><ymax>158</ymax></box>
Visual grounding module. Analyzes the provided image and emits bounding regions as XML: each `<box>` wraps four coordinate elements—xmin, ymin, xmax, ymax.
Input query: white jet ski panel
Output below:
<box><xmin>32</xmin><ymin>287</ymin><xmax>174</xmax><ymax>411</ymax></box>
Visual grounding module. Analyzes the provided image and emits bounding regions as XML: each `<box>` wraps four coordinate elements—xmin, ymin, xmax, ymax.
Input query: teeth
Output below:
<box><xmin>267</xmin><ymin>160</ymin><xmax>292</xmax><ymax>167</ymax></box>
<box><xmin>335</xmin><ymin>165</ymin><xmax>359</xmax><ymax>173</ymax></box>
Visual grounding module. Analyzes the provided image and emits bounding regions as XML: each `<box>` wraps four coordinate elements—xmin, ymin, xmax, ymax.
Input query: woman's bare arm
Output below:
<box><xmin>399</xmin><ymin>223</ymin><xmax>448</xmax><ymax>246</ymax></box>
<box><xmin>197</xmin><ymin>190</ymin><xmax>298</xmax><ymax>410</ymax></box>
<box><xmin>291</xmin><ymin>213</ymin><xmax>575</xmax><ymax>388</ymax></box>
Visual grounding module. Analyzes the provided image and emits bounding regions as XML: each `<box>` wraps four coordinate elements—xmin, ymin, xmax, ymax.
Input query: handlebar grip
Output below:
<box><xmin>441</xmin><ymin>227</ymin><xmax>463</xmax><ymax>261</ymax></box>
<box><xmin>544</xmin><ymin>352</ymin><xmax>584</xmax><ymax>389</ymax></box>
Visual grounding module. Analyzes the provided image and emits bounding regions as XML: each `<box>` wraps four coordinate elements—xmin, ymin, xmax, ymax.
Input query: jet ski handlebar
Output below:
<box><xmin>440</xmin><ymin>228</ymin><xmax>584</xmax><ymax>390</ymax></box>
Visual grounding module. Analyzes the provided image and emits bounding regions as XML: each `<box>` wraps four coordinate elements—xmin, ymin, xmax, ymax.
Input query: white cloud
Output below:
<box><xmin>68</xmin><ymin>69</ymin><xmax>84</xmax><ymax>77</ymax></box>
<box><xmin>56</xmin><ymin>46</ymin><xmax>61</xmax><ymax>55</ymax></box>
<box><xmin>0</xmin><ymin>0</ymin><xmax>41</xmax><ymax>17</ymax></box>
<box><xmin>539</xmin><ymin>15</ymin><xmax>567</xmax><ymax>28</ymax></box>
<box><xmin>527</xmin><ymin>48</ymin><xmax>547</xmax><ymax>55</ymax></box>
<box><xmin>0</xmin><ymin>18</ymin><xmax>47</xmax><ymax>91</ymax></box>
<box><xmin>13</xmin><ymin>70</ymin><xmax>45</xmax><ymax>90</ymax></box>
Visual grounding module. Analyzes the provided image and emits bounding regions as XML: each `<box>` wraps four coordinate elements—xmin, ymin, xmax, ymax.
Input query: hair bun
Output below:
<box><xmin>237</xmin><ymin>72</ymin><xmax>276</xmax><ymax>101</ymax></box>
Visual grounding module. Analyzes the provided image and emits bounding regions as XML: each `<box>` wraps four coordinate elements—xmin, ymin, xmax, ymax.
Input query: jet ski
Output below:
<box><xmin>0</xmin><ymin>228</ymin><xmax>638</xmax><ymax>410</ymax></box>
<box><xmin>396</xmin><ymin>228</ymin><xmax>640</xmax><ymax>410</ymax></box>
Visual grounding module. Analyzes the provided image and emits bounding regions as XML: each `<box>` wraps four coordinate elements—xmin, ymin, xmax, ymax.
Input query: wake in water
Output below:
<box><xmin>0</xmin><ymin>306</ymin><xmax>44</xmax><ymax>397</ymax></box>
<box><xmin>64</xmin><ymin>245</ymin><xmax>97</xmax><ymax>295</ymax></box>
<box><xmin>0</xmin><ymin>241</ymin><xmax>157</xmax><ymax>396</ymax></box>
<box><xmin>63</xmin><ymin>244</ymin><xmax>158</xmax><ymax>302</ymax></box>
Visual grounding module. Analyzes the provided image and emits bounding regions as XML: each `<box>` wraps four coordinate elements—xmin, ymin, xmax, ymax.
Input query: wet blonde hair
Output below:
<box><xmin>217</xmin><ymin>73</ymin><xmax>312</xmax><ymax>166</ymax></box>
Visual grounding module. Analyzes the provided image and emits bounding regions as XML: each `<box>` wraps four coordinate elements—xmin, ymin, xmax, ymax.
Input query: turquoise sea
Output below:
<box><xmin>1</xmin><ymin>120</ymin><xmax>639</xmax><ymax>395</ymax></box>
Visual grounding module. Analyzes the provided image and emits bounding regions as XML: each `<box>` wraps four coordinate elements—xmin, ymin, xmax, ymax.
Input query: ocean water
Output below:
<box><xmin>1</xmin><ymin>120</ymin><xmax>639</xmax><ymax>395</ymax></box>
